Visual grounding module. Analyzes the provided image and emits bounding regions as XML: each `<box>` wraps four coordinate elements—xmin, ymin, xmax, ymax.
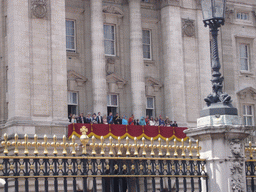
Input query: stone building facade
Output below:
<box><xmin>0</xmin><ymin>0</ymin><xmax>255</xmax><ymax>135</ymax></box>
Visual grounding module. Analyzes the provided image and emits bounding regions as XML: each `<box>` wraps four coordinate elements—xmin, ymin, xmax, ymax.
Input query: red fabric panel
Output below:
<box><xmin>160</xmin><ymin>126</ymin><xmax>173</xmax><ymax>138</ymax></box>
<box><xmin>92</xmin><ymin>124</ymin><xmax>109</xmax><ymax>136</ymax></box>
<box><xmin>127</xmin><ymin>125</ymin><xmax>143</xmax><ymax>137</ymax></box>
<box><xmin>174</xmin><ymin>127</ymin><xmax>187</xmax><ymax>139</ymax></box>
<box><xmin>143</xmin><ymin>126</ymin><xmax>159</xmax><ymax>138</ymax></box>
<box><xmin>68</xmin><ymin>124</ymin><xmax>74</xmax><ymax>136</ymax></box>
<box><xmin>111</xmin><ymin>124</ymin><xmax>126</xmax><ymax>136</ymax></box>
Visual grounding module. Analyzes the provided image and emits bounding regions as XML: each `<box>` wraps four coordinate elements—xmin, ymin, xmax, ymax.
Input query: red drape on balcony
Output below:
<box><xmin>68</xmin><ymin>123</ymin><xmax>188</xmax><ymax>141</ymax></box>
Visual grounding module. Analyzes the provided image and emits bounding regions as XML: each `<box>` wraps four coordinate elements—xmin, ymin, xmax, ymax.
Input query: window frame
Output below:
<box><xmin>242</xmin><ymin>104</ymin><xmax>254</xmax><ymax>126</ymax></box>
<box><xmin>107</xmin><ymin>94</ymin><xmax>118</xmax><ymax>107</ymax></box>
<box><xmin>104</xmin><ymin>24</ymin><xmax>116</xmax><ymax>57</ymax></box>
<box><xmin>236</xmin><ymin>12</ymin><xmax>249</xmax><ymax>21</ymax></box>
<box><xmin>66</xmin><ymin>19</ymin><xmax>76</xmax><ymax>52</ymax></box>
<box><xmin>68</xmin><ymin>91</ymin><xmax>78</xmax><ymax>105</ymax></box>
<box><xmin>142</xmin><ymin>29</ymin><xmax>152</xmax><ymax>60</ymax></box>
<box><xmin>146</xmin><ymin>97</ymin><xmax>155</xmax><ymax>117</ymax></box>
<box><xmin>239</xmin><ymin>43</ymin><xmax>250</xmax><ymax>72</ymax></box>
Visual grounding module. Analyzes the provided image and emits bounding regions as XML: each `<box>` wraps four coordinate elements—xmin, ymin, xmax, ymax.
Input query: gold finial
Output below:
<box><xmin>1</xmin><ymin>133</ymin><xmax>10</xmax><ymax>154</ymax></box>
<box><xmin>80</xmin><ymin>126</ymin><xmax>89</xmax><ymax>155</ymax></box>
<box><xmin>180</xmin><ymin>139</ymin><xmax>186</xmax><ymax>157</ymax></box>
<box><xmin>149</xmin><ymin>137</ymin><xmax>155</xmax><ymax>156</ymax></box>
<box><xmin>108</xmin><ymin>136</ymin><xmax>114</xmax><ymax>156</ymax></box>
<box><xmin>90</xmin><ymin>136</ymin><xmax>97</xmax><ymax>155</ymax></box>
<box><xmin>60</xmin><ymin>135</ymin><xmax>68</xmax><ymax>155</ymax></box>
<box><xmin>140</xmin><ymin>137</ymin><xmax>147</xmax><ymax>156</ymax></box>
<box><xmin>124</xmin><ymin>137</ymin><xmax>131</xmax><ymax>156</ymax></box>
<box><xmin>172</xmin><ymin>139</ymin><xmax>178</xmax><ymax>157</ymax></box>
<box><xmin>70</xmin><ymin>135</ymin><xmax>78</xmax><ymax>155</ymax></box>
<box><xmin>195</xmin><ymin>139</ymin><xmax>201</xmax><ymax>157</ymax></box>
<box><xmin>22</xmin><ymin>134</ymin><xmax>31</xmax><ymax>155</ymax></box>
<box><xmin>116</xmin><ymin>137</ymin><xmax>123</xmax><ymax>156</ymax></box>
<box><xmin>31</xmin><ymin>134</ymin><xmax>40</xmax><ymax>155</ymax></box>
<box><xmin>51</xmin><ymin>135</ymin><xmax>59</xmax><ymax>155</ymax></box>
<box><xmin>41</xmin><ymin>135</ymin><xmax>50</xmax><ymax>155</ymax></box>
<box><xmin>132</xmin><ymin>137</ymin><xmax>139</xmax><ymax>156</ymax></box>
<box><xmin>99</xmin><ymin>136</ymin><xmax>105</xmax><ymax>155</ymax></box>
<box><xmin>157</xmin><ymin>138</ymin><xmax>163</xmax><ymax>156</ymax></box>
<box><xmin>248</xmin><ymin>141</ymin><xmax>254</xmax><ymax>159</ymax></box>
<box><xmin>187</xmin><ymin>139</ymin><xmax>193</xmax><ymax>157</ymax></box>
<box><xmin>12</xmin><ymin>134</ymin><xmax>21</xmax><ymax>155</ymax></box>
<box><xmin>165</xmin><ymin>138</ymin><xmax>170</xmax><ymax>157</ymax></box>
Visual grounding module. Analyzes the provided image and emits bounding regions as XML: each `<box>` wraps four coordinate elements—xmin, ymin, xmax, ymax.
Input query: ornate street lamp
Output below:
<box><xmin>200</xmin><ymin>0</ymin><xmax>237</xmax><ymax>116</ymax></box>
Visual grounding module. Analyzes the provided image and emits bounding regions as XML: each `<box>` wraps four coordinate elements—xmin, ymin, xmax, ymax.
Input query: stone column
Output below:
<box><xmin>90</xmin><ymin>0</ymin><xmax>107</xmax><ymax>115</ymax></box>
<box><xmin>129</xmin><ymin>0</ymin><xmax>146</xmax><ymax>118</ymax></box>
<box><xmin>185</xmin><ymin>115</ymin><xmax>252</xmax><ymax>192</ymax></box>
<box><xmin>6</xmin><ymin>0</ymin><xmax>31</xmax><ymax>125</ymax></box>
<box><xmin>161</xmin><ymin>2</ymin><xmax>185</xmax><ymax>122</ymax></box>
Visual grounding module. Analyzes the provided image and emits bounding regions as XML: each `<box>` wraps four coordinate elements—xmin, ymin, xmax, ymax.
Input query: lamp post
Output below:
<box><xmin>200</xmin><ymin>0</ymin><xmax>238</xmax><ymax>117</ymax></box>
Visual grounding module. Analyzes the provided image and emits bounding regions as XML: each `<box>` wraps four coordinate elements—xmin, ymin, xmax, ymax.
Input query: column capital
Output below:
<box><xmin>160</xmin><ymin>0</ymin><xmax>180</xmax><ymax>8</ymax></box>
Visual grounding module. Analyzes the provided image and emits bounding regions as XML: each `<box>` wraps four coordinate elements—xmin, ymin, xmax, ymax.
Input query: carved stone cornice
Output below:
<box><xmin>161</xmin><ymin>0</ymin><xmax>180</xmax><ymax>8</ymax></box>
<box><xmin>103</xmin><ymin>5</ymin><xmax>124</xmax><ymax>17</ymax></box>
<box><xmin>31</xmin><ymin>0</ymin><xmax>47</xmax><ymax>19</ymax></box>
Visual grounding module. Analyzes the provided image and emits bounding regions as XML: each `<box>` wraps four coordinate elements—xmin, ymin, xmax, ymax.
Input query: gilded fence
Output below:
<box><xmin>0</xmin><ymin>126</ymin><xmax>208</xmax><ymax>192</ymax></box>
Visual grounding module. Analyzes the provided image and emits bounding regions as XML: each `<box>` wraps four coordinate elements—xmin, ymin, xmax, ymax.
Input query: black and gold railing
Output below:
<box><xmin>0</xmin><ymin>126</ymin><xmax>208</xmax><ymax>192</ymax></box>
<box><xmin>245</xmin><ymin>141</ymin><xmax>256</xmax><ymax>192</ymax></box>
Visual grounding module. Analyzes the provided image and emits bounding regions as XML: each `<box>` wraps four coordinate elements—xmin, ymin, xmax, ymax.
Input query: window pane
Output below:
<box><xmin>143</xmin><ymin>30</ymin><xmax>150</xmax><ymax>44</ymax></box>
<box><xmin>143</xmin><ymin>45</ymin><xmax>150</xmax><ymax>59</ymax></box>
<box><xmin>243</xmin><ymin>116</ymin><xmax>246</xmax><ymax>125</ymax></box>
<box><xmin>248</xmin><ymin>105</ymin><xmax>252</xmax><ymax>115</ymax></box>
<box><xmin>243</xmin><ymin>105</ymin><xmax>246</xmax><ymax>115</ymax></box>
<box><xmin>111</xmin><ymin>95</ymin><xmax>117</xmax><ymax>106</ymax></box>
<box><xmin>240</xmin><ymin>59</ymin><xmax>248</xmax><ymax>71</ymax></box>
<box><xmin>247</xmin><ymin>117</ymin><xmax>253</xmax><ymax>126</ymax></box>
<box><xmin>107</xmin><ymin>95</ymin><xmax>110</xmax><ymax>106</ymax></box>
<box><xmin>147</xmin><ymin>98</ymin><xmax>154</xmax><ymax>109</ymax></box>
<box><xmin>104</xmin><ymin>40</ymin><xmax>114</xmax><ymax>55</ymax></box>
<box><xmin>72</xmin><ymin>93</ymin><xmax>77</xmax><ymax>104</ymax></box>
<box><xmin>104</xmin><ymin>25</ymin><xmax>114</xmax><ymax>40</ymax></box>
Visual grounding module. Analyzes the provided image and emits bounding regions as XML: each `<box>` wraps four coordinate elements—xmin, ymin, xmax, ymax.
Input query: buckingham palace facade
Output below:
<box><xmin>0</xmin><ymin>0</ymin><xmax>255</xmax><ymax>135</ymax></box>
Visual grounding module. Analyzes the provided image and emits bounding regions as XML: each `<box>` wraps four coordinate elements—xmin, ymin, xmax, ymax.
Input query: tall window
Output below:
<box><xmin>68</xmin><ymin>92</ymin><xmax>78</xmax><ymax>115</ymax></box>
<box><xmin>142</xmin><ymin>30</ymin><xmax>151</xmax><ymax>59</ymax></box>
<box><xmin>107</xmin><ymin>94</ymin><xmax>118</xmax><ymax>116</ymax></box>
<box><xmin>237</xmin><ymin>12</ymin><xmax>249</xmax><ymax>20</ymax></box>
<box><xmin>240</xmin><ymin>44</ymin><xmax>250</xmax><ymax>71</ymax></box>
<box><xmin>104</xmin><ymin>24</ymin><xmax>115</xmax><ymax>56</ymax></box>
<box><xmin>146</xmin><ymin>97</ymin><xmax>154</xmax><ymax>118</ymax></box>
<box><xmin>66</xmin><ymin>20</ymin><xmax>75</xmax><ymax>52</ymax></box>
<box><xmin>243</xmin><ymin>105</ymin><xmax>254</xmax><ymax>126</ymax></box>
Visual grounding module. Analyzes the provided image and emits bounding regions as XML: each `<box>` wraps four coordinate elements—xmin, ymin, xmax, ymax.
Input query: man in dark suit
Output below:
<box><xmin>107</xmin><ymin>112</ymin><xmax>114</xmax><ymax>124</ymax></box>
<box><xmin>77</xmin><ymin>113</ymin><xmax>86</xmax><ymax>124</ymax></box>
<box><xmin>96</xmin><ymin>112</ymin><xmax>103</xmax><ymax>124</ymax></box>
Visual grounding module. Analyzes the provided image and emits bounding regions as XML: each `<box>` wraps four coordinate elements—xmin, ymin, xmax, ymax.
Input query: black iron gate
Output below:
<box><xmin>0</xmin><ymin>126</ymin><xmax>208</xmax><ymax>192</ymax></box>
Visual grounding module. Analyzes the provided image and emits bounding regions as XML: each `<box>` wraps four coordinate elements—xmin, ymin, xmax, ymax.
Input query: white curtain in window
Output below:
<box><xmin>104</xmin><ymin>25</ymin><xmax>115</xmax><ymax>55</ymax></box>
<box><xmin>66</xmin><ymin>20</ymin><xmax>75</xmax><ymax>50</ymax></box>
<box><xmin>240</xmin><ymin>44</ymin><xmax>249</xmax><ymax>71</ymax></box>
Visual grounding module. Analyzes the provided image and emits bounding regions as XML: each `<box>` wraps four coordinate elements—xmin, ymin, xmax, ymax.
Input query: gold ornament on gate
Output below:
<box><xmin>80</xmin><ymin>126</ymin><xmax>89</xmax><ymax>155</ymax></box>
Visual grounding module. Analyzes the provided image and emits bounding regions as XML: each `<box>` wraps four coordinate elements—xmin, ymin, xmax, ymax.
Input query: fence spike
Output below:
<box><xmin>165</xmin><ymin>138</ymin><xmax>170</xmax><ymax>157</ymax></box>
<box><xmin>51</xmin><ymin>135</ymin><xmax>59</xmax><ymax>155</ymax></box>
<box><xmin>180</xmin><ymin>139</ymin><xmax>186</xmax><ymax>157</ymax></box>
<box><xmin>116</xmin><ymin>137</ymin><xmax>123</xmax><ymax>156</ymax></box>
<box><xmin>140</xmin><ymin>137</ymin><xmax>147</xmax><ymax>156</ymax></box>
<box><xmin>196</xmin><ymin>139</ymin><xmax>201</xmax><ymax>158</ymax></box>
<box><xmin>60</xmin><ymin>135</ymin><xmax>68</xmax><ymax>155</ymax></box>
<box><xmin>124</xmin><ymin>136</ymin><xmax>131</xmax><ymax>156</ymax></box>
<box><xmin>32</xmin><ymin>134</ymin><xmax>40</xmax><ymax>155</ymax></box>
<box><xmin>90</xmin><ymin>136</ymin><xmax>97</xmax><ymax>155</ymax></box>
<box><xmin>70</xmin><ymin>135</ymin><xmax>78</xmax><ymax>155</ymax></box>
<box><xmin>157</xmin><ymin>137</ymin><xmax>163</xmax><ymax>156</ymax></box>
<box><xmin>149</xmin><ymin>137</ymin><xmax>155</xmax><ymax>156</ymax></box>
<box><xmin>1</xmin><ymin>133</ymin><xmax>10</xmax><ymax>155</ymax></box>
<box><xmin>41</xmin><ymin>134</ymin><xmax>50</xmax><ymax>155</ymax></box>
<box><xmin>187</xmin><ymin>139</ymin><xmax>193</xmax><ymax>157</ymax></box>
<box><xmin>12</xmin><ymin>133</ymin><xmax>21</xmax><ymax>155</ymax></box>
<box><xmin>133</xmin><ymin>137</ymin><xmax>139</xmax><ymax>156</ymax></box>
<box><xmin>22</xmin><ymin>134</ymin><xmax>31</xmax><ymax>155</ymax></box>
<box><xmin>108</xmin><ymin>136</ymin><xmax>114</xmax><ymax>156</ymax></box>
<box><xmin>172</xmin><ymin>139</ymin><xmax>178</xmax><ymax>157</ymax></box>
<box><xmin>99</xmin><ymin>136</ymin><xmax>105</xmax><ymax>155</ymax></box>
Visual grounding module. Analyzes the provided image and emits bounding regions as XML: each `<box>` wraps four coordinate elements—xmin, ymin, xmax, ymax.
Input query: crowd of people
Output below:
<box><xmin>69</xmin><ymin>112</ymin><xmax>178</xmax><ymax>127</ymax></box>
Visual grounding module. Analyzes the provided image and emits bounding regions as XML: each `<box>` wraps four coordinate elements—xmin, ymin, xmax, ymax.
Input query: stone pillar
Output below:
<box><xmin>185</xmin><ymin>115</ymin><xmax>252</xmax><ymax>192</ymax></box>
<box><xmin>4</xmin><ymin>0</ymin><xmax>68</xmax><ymax>136</ymax></box>
<box><xmin>129</xmin><ymin>0</ymin><xmax>146</xmax><ymax>118</ymax></box>
<box><xmin>161</xmin><ymin>2</ymin><xmax>185</xmax><ymax>122</ymax></box>
<box><xmin>90</xmin><ymin>0</ymin><xmax>107</xmax><ymax>115</ymax></box>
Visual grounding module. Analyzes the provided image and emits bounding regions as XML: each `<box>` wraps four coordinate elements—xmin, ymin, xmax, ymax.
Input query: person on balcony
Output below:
<box><xmin>145</xmin><ymin>115</ymin><xmax>150</xmax><ymax>125</ymax></box>
<box><xmin>139</xmin><ymin>116</ymin><xmax>146</xmax><ymax>126</ymax></box>
<box><xmin>103</xmin><ymin>115</ymin><xmax>108</xmax><ymax>124</ymax></box>
<box><xmin>77</xmin><ymin>113</ymin><xmax>86</xmax><ymax>124</ymax></box>
<box><xmin>122</xmin><ymin>116</ymin><xmax>128</xmax><ymax>125</ymax></box>
<box><xmin>114</xmin><ymin>112</ymin><xmax>122</xmax><ymax>124</ymax></box>
<box><xmin>96</xmin><ymin>112</ymin><xmax>103</xmax><ymax>124</ymax></box>
<box><xmin>128</xmin><ymin>114</ymin><xmax>134</xmax><ymax>125</ymax></box>
<box><xmin>107</xmin><ymin>112</ymin><xmax>114</xmax><ymax>124</ymax></box>
<box><xmin>86</xmin><ymin>113</ymin><xmax>92</xmax><ymax>124</ymax></box>
<box><xmin>149</xmin><ymin>116</ymin><xmax>155</xmax><ymax>126</ymax></box>
<box><xmin>154</xmin><ymin>117</ymin><xmax>159</xmax><ymax>126</ymax></box>
<box><xmin>91</xmin><ymin>113</ymin><xmax>98</xmax><ymax>124</ymax></box>
<box><xmin>173</xmin><ymin>121</ymin><xmax>178</xmax><ymax>127</ymax></box>
<box><xmin>71</xmin><ymin>115</ymin><xmax>77</xmax><ymax>123</ymax></box>
<box><xmin>159</xmin><ymin>116</ymin><xmax>165</xmax><ymax>126</ymax></box>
